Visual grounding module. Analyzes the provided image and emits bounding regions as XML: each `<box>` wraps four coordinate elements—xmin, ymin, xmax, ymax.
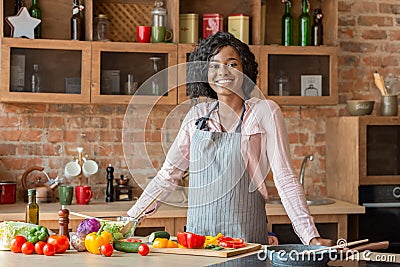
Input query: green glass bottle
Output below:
<box><xmin>298</xmin><ymin>0</ymin><xmax>311</xmax><ymax>46</ymax></box>
<box><xmin>25</xmin><ymin>189</ymin><xmax>39</xmax><ymax>225</ymax></box>
<box><xmin>29</xmin><ymin>0</ymin><xmax>41</xmax><ymax>39</ymax></box>
<box><xmin>281</xmin><ymin>0</ymin><xmax>293</xmax><ymax>46</ymax></box>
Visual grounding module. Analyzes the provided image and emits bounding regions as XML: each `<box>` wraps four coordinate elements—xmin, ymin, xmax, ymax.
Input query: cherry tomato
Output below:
<box><xmin>21</xmin><ymin>241</ymin><xmax>35</xmax><ymax>255</ymax></box>
<box><xmin>10</xmin><ymin>235</ymin><xmax>27</xmax><ymax>253</ymax></box>
<box><xmin>47</xmin><ymin>235</ymin><xmax>69</xmax><ymax>254</ymax></box>
<box><xmin>43</xmin><ymin>243</ymin><xmax>56</xmax><ymax>256</ymax></box>
<box><xmin>138</xmin><ymin>243</ymin><xmax>149</xmax><ymax>256</ymax></box>
<box><xmin>34</xmin><ymin>241</ymin><xmax>46</xmax><ymax>255</ymax></box>
<box><xmin>100</xmin><ymin>243</ymin><xmax>113</xmax><ymax>257</ymax></box>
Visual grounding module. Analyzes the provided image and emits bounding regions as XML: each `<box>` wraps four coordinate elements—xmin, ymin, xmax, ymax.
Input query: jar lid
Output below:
<box><xmin>28</xmin><ymin>189</ymin><xmax>36</xmax><ymax>195</ymax></box>
<box><xmin>228</xmin><ymin>14</ymin><xmax>249</xmax><ymax>17</ymax></box>
<box><xmin>97</xmin><ymin>14</ymin><xmax>108</xmax><ymax>19</ymax></box>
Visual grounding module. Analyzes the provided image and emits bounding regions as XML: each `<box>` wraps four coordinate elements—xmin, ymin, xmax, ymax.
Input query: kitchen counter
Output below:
<box><xmin>0</xmin><ymin>198</ymin><xmax>364</xmax><ymax>238</ymax></box>
<box><xmin>1</xmin><ymin>249</ymin><xmax>399</xmax><ymax>267</ymax></box>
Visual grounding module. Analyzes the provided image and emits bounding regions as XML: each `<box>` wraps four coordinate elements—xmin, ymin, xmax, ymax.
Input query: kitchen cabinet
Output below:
<box><xmin>326</xmin><ymin>116</ymin><xmax>400</xmax><ymax>204</ymax></box>
<box><xmin>0</xmin><ymin>0</ymin><xmax>338</xmax><ymax>105</ymax></box>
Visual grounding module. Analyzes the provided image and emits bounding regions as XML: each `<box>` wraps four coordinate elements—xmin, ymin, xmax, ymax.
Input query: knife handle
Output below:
<box><xmin>351</xmin><ymin>241</ymin><xmax>389</xmax><ymax>252</ymax></box>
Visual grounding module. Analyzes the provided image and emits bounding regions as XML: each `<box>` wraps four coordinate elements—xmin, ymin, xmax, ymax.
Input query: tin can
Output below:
<box><xmin>228</xmin><ymin>14</ymin><xmax>250</xmax><ymax>44</ymax></box>
<box><xmin>203</xmin><ymin>13</ymin><xmax>223</xmax><ymax>39</ymax></box>
<box><xmin>180</xmin><ymin>13</ymin><xmax>199</xmax><ymax>43</ymax></box>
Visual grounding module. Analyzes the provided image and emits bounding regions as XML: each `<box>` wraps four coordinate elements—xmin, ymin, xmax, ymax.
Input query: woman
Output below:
<box><xmin>127</xmin><ymin>32</ymin><xmax>332</xmax><ymax>246</ymax></box>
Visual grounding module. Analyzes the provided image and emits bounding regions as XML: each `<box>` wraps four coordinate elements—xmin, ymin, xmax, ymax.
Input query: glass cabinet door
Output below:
<box><xmin>260</xmin><ymin>46</ymin><xmax>338</xmax><ymax>105</ymax></box>
<box><xmin>0</xmin><ymin>38</ymin><xmax>91</xmax><ymax>104</ymax></box>
<box><xmin>91</xmin><ymin>42</ymin><xmax>178</xmax><ymax>105</ymax></box>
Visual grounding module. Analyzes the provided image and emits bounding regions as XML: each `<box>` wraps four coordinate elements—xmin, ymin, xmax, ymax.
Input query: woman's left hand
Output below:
<box><xmin>309</xmin><ymin>237</ymin><xmax>334</xmax><ymax>246</ymax></box>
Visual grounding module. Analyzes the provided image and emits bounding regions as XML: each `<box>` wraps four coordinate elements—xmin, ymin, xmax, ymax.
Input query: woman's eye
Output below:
<box><xmin>209</xmin><ymin>63</ymin><xmax>219</xmax><ymax>70</ymax></box>
<box><xmin>227</xmin><ymin>63</ymin><xmax>237</xmax><ymax>68</ymax></box>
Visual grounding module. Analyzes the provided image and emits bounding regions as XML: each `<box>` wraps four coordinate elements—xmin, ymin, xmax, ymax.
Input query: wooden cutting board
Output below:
<box><xmin>150</xmin><ymin>243</ymin><xmax>261</xmax><ymax>258</ymax></box>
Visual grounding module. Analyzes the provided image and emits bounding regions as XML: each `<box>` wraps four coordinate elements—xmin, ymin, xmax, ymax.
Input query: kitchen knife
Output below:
<box><xmin>120</xmin><ymin>191</ymin><xmax>163</xmax><ymax>236</ymax></box>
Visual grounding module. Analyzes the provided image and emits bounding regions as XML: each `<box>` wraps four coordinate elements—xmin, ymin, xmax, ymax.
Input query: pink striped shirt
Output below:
<box><xmin>127</xmin><ymin>97</ymin><xmax>320</xmax><ymax>244</ymax></box>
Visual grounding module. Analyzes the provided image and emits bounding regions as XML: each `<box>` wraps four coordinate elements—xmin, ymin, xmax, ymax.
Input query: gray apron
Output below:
<box><xmin>187</xmin><ymin>102</ymin><xmax>269</xmax><ymax>244</ymax></box>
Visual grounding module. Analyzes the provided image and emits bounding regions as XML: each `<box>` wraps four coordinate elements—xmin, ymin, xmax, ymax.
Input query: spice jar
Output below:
<box><xmin>151</xmin><ymin>1</ymin><xmax>167</xmax><ymax>27</ymax></box>
<box><xmin>94</xmin><ymin>14</ymin><xmax>110</xmax><ymax>41</ymax></box>
<box><xmin>228</xmin><ymin>14</ymin><xmax>249</xmax><ymax>44</ymax></box>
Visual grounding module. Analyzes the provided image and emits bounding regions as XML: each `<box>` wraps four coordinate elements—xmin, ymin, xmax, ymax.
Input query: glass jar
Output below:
<box><xmin>94</xmin><ymin>14</ymin><xmax>110</xmax><ymax>41</ymax></box>
<box><xmin>151</xmin><ymin>1</ymin><xmax>167</xmax><ymax>27</ymax></box>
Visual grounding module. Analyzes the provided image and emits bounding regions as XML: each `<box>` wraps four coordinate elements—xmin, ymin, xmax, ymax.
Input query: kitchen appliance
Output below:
<box><xmin>0</xmin><ymin>181</ymin><xmax>17</xmax><ymax>204</ymax></box>
<box><xmin>359</xmin><ymin>185</ymin><xmax>400</xmax><ymax>253</ymax></box>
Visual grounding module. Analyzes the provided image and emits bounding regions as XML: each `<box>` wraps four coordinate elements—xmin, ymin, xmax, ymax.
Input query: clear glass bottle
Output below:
<box><xmin>15</xmin><ymin>0</ymin><xmax>25</xmax><ymax>15</ymax></box>
<box><xmin>298</xmin><ymin>0</ymin><xmax>311</xmax><ymax>46</ymax></box>
<box><xmin>94</xmin><ymin>14</ymin><xmax>110</xmax><ymax>41</ymax></box>
<box><xmin>281</xmin><ymin>0</ymin><xmax>293</xmax><ymax>46</ymax></box>
<box><xmin>149</xmin><ymin>57</ymin><xmax>161</xmax><ymax>95</ymax></box>
<box><xmin>29</xmin><ymin>0</ymin><xmax>41</xmax><ymax>39</ymax></box>
<box><xmin>151</xmin><ymin>1</ymin><xmax>167</xmax><ymax>27</ymax></box>
<box><xmin>305</xmin><ymin>84</ymin><xmax>318</xmax><ymax>96</ymax></box>
<box><xmin>312</xmin><ymin>9</ymin><xmax>323</xmax><ymax>46</ymax></box>
<box><xmin>71</xmin><ymin>0</ymin><xmax>84</xmax><ymax>41</ymax></box>
<box><xmin>26</xmin><ymin>189</ymin><xmax>39</xmax><ymax>225</ymax></box>
<box><xmin>31</xmin><ymin>64</ymin><xmax>40</xmax><ymax>93</ymax></box>
<box><xmin>275</xmin><ymin>71</ymin><xmax>289</xmax><ymax>96</ymax></box>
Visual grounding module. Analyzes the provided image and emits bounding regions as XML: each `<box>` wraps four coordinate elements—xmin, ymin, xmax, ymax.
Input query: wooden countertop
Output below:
<box><xmin>0</xmin><ymin>198</ymin><xmax>364</xmax><ymax>222</ymax></box>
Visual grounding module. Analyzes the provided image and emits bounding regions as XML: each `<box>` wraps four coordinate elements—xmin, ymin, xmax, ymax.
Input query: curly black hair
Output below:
<box><xmin>186</xmin><ymin>32</ymin><xmax>258</xmax><ymax>100</ymax></box>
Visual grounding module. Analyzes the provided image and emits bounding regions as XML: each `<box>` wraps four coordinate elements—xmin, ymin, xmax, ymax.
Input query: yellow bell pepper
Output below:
<box><xmin>84</xmin><ymin>226</ymin><xmax>113</xmax><ymax>255</ymax></box>
<box><xmin>152</xmin><ymin>238</ymin><xmax>179</xmax><ymax>248</ymax></box>
<box><xmin>203</xmin><ymin>233</ymin><xmax>224</xmax><ymax>247</ymax></box>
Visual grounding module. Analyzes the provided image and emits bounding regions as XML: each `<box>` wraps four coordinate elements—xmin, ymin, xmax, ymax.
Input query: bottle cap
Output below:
<box><xmin>28</xmin><ymin>189</ymin><xmax>36</xmax><ymax>195</ymax></box>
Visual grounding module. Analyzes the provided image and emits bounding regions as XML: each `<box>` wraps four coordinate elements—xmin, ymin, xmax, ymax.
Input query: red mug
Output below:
<box><xmin>136</xmin><ymin>26</ymin><xmax>151</xmax><ymax>43</ymax></box>
<box><xmin>75</xmin><ymin>185</ymin><xmax>93</xmax><ymax>205</ymax></box>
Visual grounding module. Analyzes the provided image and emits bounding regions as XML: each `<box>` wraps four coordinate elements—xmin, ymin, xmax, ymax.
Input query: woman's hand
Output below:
<box><xmin>309</xmin><ymin>237</ymin><xmax>334</xmax><ymax>246</ymax></box>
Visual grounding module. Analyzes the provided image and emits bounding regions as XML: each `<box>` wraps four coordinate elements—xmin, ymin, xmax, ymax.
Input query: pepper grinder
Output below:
<box><xmin>58</xmin><ymin>205</ymin><xmax>70</xmax><ymax>240</ymax></box>
<box><xmin>106</xmin><ymin>164</ymin><xmax>114</xmax><ymax>202</ymax></box>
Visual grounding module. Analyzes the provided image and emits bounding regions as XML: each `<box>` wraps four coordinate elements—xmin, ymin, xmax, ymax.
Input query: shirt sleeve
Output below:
<box><xmin>261</xmin><ymin>100</ymin><xmax>320</xmax><ymax>245</ymax></box>
<box><xmin>127</xmin><ymin>107</ymin><xmax>194</xmax><ymax>218</ymax></box>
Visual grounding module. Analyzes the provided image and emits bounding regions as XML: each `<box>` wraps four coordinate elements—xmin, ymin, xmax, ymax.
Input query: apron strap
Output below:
<box><xmin>195</xmin><ymin>101</ymin><xmax>246</xmax><ymax>133</ymax></box>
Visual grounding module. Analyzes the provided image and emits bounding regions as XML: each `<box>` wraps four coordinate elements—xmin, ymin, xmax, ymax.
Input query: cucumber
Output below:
<box><xmin>148</xmin><ymin>231</ymin><xmax>170</xmax><ymax>243</ymax></box>
<box><xmin>113</xmin><ymin>241</ymin><xmax>142</xmax><ymax>253</ymax></box>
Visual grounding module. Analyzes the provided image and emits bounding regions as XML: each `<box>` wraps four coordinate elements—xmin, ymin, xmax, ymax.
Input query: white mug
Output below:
<box><xmin>82</xmin><ymin>159</ymin><xmax>98</xmax><ymax>178</ymax></box>
<box><xmin>64</xmin><ymin>161</ymin><xmax>81</xmax><ymax>179</ymax></box>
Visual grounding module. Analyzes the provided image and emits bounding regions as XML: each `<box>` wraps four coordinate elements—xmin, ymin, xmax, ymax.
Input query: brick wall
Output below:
<box><xmin>1</xmin><ymin>0</ymin><xmax>399</xmax><ymax>202</ymax></box>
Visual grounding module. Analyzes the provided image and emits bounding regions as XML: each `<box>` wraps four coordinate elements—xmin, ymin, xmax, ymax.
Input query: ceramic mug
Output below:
<box><xmin>136</xmin><ymin>25</ymin><xmax>151</xmax><ymax>43</ymax></box>
<box><xmin>64</xmin><ymin>161</ymin><xmax>81</xmax><ymax>179</ymax></box>
<box><xmin>75</xmin><ymin>185</ymin><xmax>93</xmax><ymax>205</ymax></box>
<box><xmin>59</xmin><ymin>185</ymin><xmax>73</xmax><ymax>205</ymax></box>
<box><xmin>151</xmin><ymin>26</ymin><xmax>173</xmax><ymax>43</ymax></box>
<box><xmin>82</xmin><ymin>159</ymin><xmax>98</xmax><ymax>178</ymax></box>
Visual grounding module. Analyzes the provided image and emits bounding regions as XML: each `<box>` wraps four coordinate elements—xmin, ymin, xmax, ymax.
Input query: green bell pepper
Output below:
<box><xmin>27</xmin><ymin>225</ymin><xmax>49</xmax><ymax>244</ymax></box>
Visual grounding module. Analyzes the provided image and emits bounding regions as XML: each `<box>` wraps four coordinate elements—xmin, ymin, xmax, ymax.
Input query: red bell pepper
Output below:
<box><xmin>177</xmin><ymin>232</ymin><xmax>206</xmax><ymax>249</ymax></box>
<box><xmin>218</xmin><ymin>237</ymin><xmax>246</xmax><ymax>248</ymax></box>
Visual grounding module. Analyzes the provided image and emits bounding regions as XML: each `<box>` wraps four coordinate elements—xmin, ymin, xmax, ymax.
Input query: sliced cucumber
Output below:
<box><xmin>148</xmin><ymin>231</ymin><xmax>170</xmax><ymax>243</ymax></box>
<box><xmin>113</xmin><ymin>241</ymin><xmax>142</xmax><ymax>253</ymax></box>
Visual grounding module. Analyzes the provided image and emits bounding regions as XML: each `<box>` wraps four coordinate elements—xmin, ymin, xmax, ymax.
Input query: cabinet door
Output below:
<box><xmin>0</xmin><ymin>38</ymin><xmax>91</xmax><ymax>104</ymax></box>
<box><xmin>91</xmin><ymin>42</ymin><xmax>178</xmax><ymax>105</ymax></box>
<box><xmin>260</xmin><ymin>46</ymin><xmax>338</xmax><ymax>105</ymax></box>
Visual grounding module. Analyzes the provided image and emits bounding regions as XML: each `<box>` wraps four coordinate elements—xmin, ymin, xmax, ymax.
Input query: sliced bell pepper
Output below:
<box><xmin>84</xmin><ymin>224</ymin><xmax>113</xmax><ymax>255</ymax></box>
<box><xmin>153</xmin><ymin>238</ymin><xmax>179</xmax><ymax>248</ymax></box>
<box><xmin>204</xmin><ymin>233</ymin><xmax>224</xmax><ymax>247</ymax></box>
<box><xmin>177</xmin><ymin>232</ymin><xmax>206</xmax><ymax>249</ymax></box>
<box><xmin>218</xmin><ymin>237</ymin><xmax>246</xmax><ymax>249</ymax></box>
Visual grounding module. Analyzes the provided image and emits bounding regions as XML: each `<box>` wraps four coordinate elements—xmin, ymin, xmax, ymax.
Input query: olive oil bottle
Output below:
<box><xmin>26</xmin><ymin>189</ymin><xmax>39</xmax><ymax>225</ymax></box>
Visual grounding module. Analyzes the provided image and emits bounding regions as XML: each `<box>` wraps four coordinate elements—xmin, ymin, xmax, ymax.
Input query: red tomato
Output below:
<box><xmin>47</xmin><ymin>235</ymin><xmax>69</xmax><ymax>253</ymax></box>
<box><xmin>21</xmin><ymin>242</ymin><xmax>35</xmax><ymax>255</ymax></box>
<box><xmin>100</xmin><ymin>243</ymin><xmax>113</xmax><ymax>257</ymax></box>
<box><xmin>43</xmin><ymin>243</ymin><xmax>56</xmax><ymax>256</ymax></box>
<box><xmin>34</xmin><ymin>241</ymin><xmax>46</xmax><ymax>255</ymax></box>
<box><xmin>138</xmin><ymin>243</ymin><xmax>149</xmax><ymax>256</ymax></box>
<box><xmin>10</xmin><ymin>235</ymin><xmax>27</xmax><ymax>253</ymax></box>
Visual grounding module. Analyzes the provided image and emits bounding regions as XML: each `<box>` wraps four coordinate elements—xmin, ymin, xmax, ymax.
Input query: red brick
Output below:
<box><xmin>0</xmin><ymin>144</ymin><xmax>17</xmax><ymax>156</ymax></box>
<box><xmin>64</xmin><ymin>130</ymin><xmax>79</xmax><ymax>142</ymax></box>
<box><xmin>23</xmin><ymin>129</ymin><xmax>43</xmax><ymax>142</ymax></box>
<box><xmin>0</xmin><ymin>117</ymin><xmax>20</xmax><ymax>127</ymax></box>
<box><xmin>353</xmin><ymin>2</ymin><xmax>377</xmax><ymax>13</ymax></box>
<box><xmin>379</xmin><ymin>3</ymin><xmax>400</xmax><ymax>14</ymax></box>
<box><xmin>26</xmin><ymin>116</ymin><xmax>45</xmax><ymax>128</ymax></box>
<box><xmin>340</xmin><ymin>41</ymin><xmax>376</xmax><ymax>53</ymax></box>
<box><xmin>43</xmin><ymin>143</ymin><xmax>62</xmax><ymax>156</ymax></box>
<box><xmin>358</xmin><ymin>16</ymin><xmax>393</xmax><ymax>27</ymax></box>
<box><xmin>47</xmin><ymin>130</ymin><xmax>63</xmax><ymax>143</ymax></box>
<box><xmin>0</xmin><ymin>130</ymin><xmax>22</xmax><ymax>141</ymax></box>
<box><xmin>339</xmin><ymin>28</ymin><xmax>355</xmax><ymax>39</ymax></box>
<box><xmin>362</xmin><ymin>30</ymin><xmax>387</xmax><ymax>40</ymax></box>
<box><xmin>338</xmin><ymin>16</ymin><xmax>356</xmax><ymax>27</ymax></box>
<box><xmin>48</xmin><ymin>117</ymin><xmax>63</xmax><ymax>129</ymax></box>
<box><xmin>339</xmin><ymin>1</ymin><xmax>352</xmax><ymax>12</ymax></box>
<box><xmin>17</xmin><ymin>144</ymin><xmax>42</xmax><ymax>155</ymax></box>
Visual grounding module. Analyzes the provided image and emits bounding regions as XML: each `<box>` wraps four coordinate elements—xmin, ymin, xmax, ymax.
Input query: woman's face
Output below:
<box><xmin>207</xmin><ymin>46</ymin><xmax>244</xmax><ymax>98</ymax></box>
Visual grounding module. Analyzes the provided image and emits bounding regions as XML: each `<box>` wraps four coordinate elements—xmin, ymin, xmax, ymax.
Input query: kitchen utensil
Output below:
<box><xmin>0</xmin><ymin>181</ymin><xmax>17</xmax><ymax>204</ymax></box>
<box><xmin>150</xmin><ymin>242</ymin><xmax>261</xmax><ymax>258</ymax></box>
<box><xmin>301</xmin><ymin>238</ymin><xmax>369</xmax><ymax>254</ymax></box>
<box><xmin>346</xmin><ymin>100</ymin><xmax>375</xmax><ymax>116</ymax></box>
<box><xmin>266</xmin><ymin>240</ymin><xmax>389</xmax><ymax>266</ymax></box>
<box><xmin>120</xmin><ymin>191</ymin><xmax>163</xmax><ymax>236</ymax></box>
<box><xmin>374</xmin><ymin>71</ymin><xmax>388</xmax><ymax>96</ymax></box>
